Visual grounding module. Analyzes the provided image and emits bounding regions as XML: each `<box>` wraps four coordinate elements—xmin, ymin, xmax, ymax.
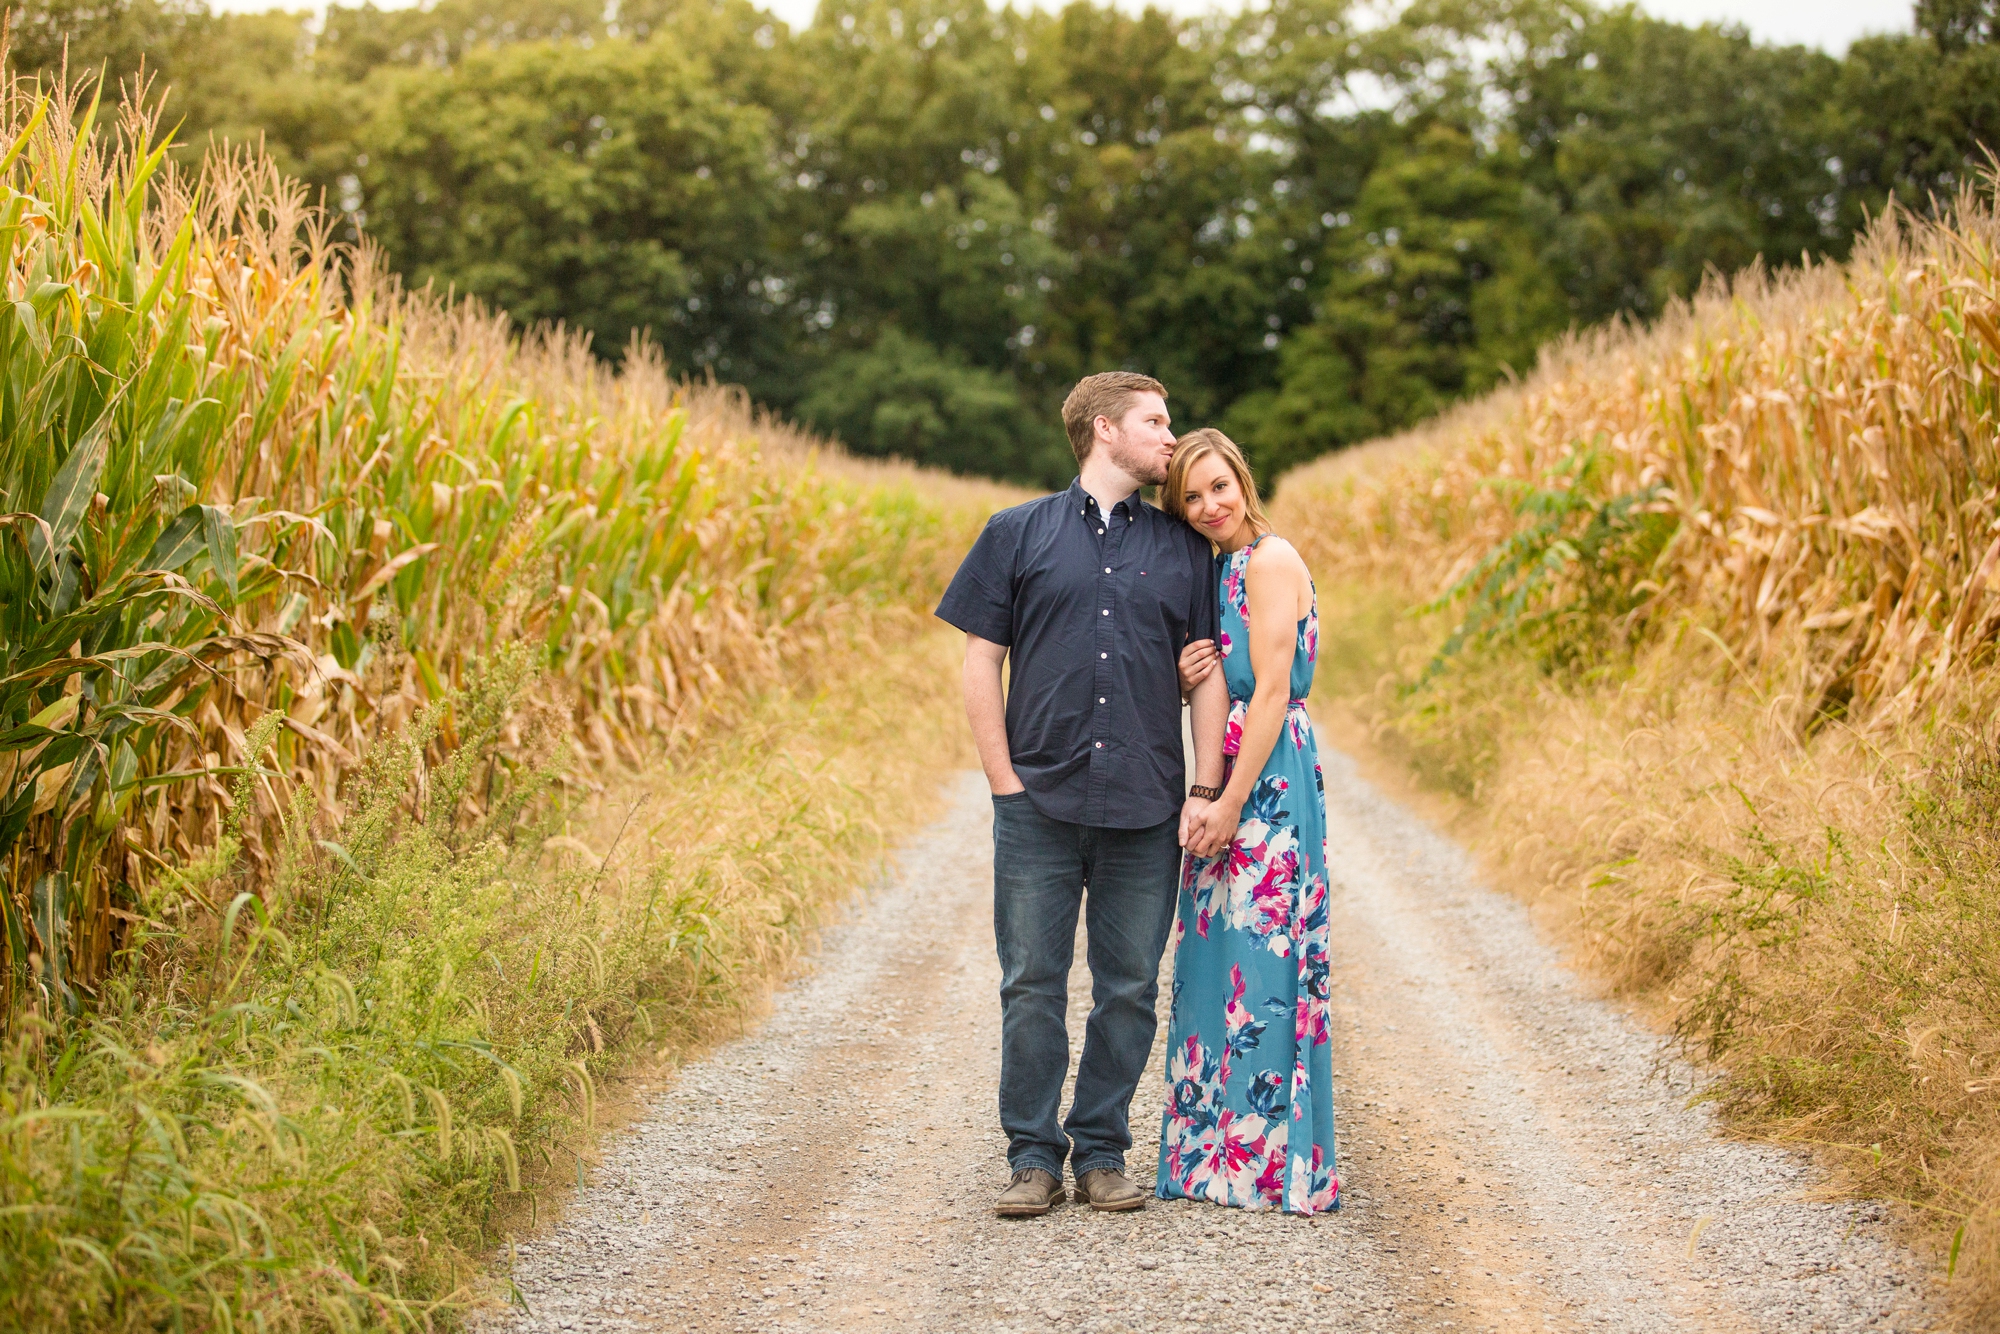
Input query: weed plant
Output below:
<box><xmin>1276</xmin><ymin>180</ymin><xmax>2000</xmax><ymax>1321</ymax></box>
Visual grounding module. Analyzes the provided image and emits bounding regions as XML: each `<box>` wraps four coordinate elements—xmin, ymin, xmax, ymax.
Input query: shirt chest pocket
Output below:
<box><xmin>1126</xmin><ymin>561</ymin><xmax>1193</xmax><ymax>637</ymax></box>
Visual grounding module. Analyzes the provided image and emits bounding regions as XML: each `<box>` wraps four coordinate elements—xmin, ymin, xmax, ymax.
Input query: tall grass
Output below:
<box><xmin>0</xmin><ymin>625</ymin><xmax>977</xmax><ymax>1332</ymax></box>
<box><xmin>1275</xmin><ymin>183</ymin><xmax>2000</xmax><ymax>1320</ymax></box>
<box><xmin>0</xmin><ymin>73</ymin><xmax>1014</xmax><ymax>1030</ymax></box>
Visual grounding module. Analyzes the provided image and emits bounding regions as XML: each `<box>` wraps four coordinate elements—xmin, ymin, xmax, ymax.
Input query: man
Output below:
<box><xmin>935</xmin><ymin>371</ymin><xmax>1230</xmax><ymax>1218</ymax></box>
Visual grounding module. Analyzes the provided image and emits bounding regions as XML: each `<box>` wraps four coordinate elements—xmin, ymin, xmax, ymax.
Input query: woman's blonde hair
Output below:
<box><xmin>1162</xmin><ymin>428</ymin><xmax>1270</xmax><ymax>540</ymax></box>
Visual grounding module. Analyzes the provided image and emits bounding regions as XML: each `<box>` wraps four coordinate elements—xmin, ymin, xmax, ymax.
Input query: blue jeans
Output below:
<box><xmin>990</xmin><ymin>791</ymin><xmax>1182</xmax><ymax>1179</ymax></box>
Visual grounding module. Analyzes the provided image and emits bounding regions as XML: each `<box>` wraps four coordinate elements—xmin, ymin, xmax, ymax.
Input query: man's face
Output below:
<box><xmin>1097</xmin><ymin>392</ymin><xmax>1175</xmax><ymax>486</ymax></box>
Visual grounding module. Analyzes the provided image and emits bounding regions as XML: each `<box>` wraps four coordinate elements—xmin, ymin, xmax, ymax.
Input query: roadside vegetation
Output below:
<box><xmin>1275</xmin><ymin>180</ymin><xmax>2000</xmax><ymax>1322</ymax></box>
<box><xmin>0</xmin><ymin>72</ymin><xmax>1014</xmax><ymax>1331</ymax></box>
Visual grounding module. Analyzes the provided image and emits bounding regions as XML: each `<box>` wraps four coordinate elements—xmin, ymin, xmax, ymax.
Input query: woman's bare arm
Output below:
<box><xmin>1190</xmin><ymin>539</ymin><xmax>1308</xmax><ymax>849</ymax></box>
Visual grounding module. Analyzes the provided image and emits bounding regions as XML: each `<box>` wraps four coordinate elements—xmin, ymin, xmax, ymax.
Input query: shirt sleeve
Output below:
<box><xmin>1187</xmin><ymin>533</ymin><xmax>1220</xmax><ymax>644</ymax></box>
<box><xmin>935</xmin><ymin>510</ymin><xmax>1019</xmax><ymax>645</ymax></box>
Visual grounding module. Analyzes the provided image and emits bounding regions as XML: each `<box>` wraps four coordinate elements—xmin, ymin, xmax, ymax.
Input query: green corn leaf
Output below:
<box><xmin>34</xmin><ymin>421</ymin><xmax>110</xmax><ymax>560</ymax></box>
<box><xmin>0</xmin><ymin>783</ymin><xmax>35</xmax><ymax>862</ymax></box>
<box><xmin>27</xmin><ymin>732</ymin><xmax>92</xmax><ymax>776</ymax></box>
<box><xmin>0</xmin><ymin>722</ymin><xmax>62</xmax><ymax>751</ymax></box>
<box><xmin>28</xmin><ymin>871</ymin><xmax>70</xmax><ymax>1007</ymax></box>
<box><xmin>90</xmin><ymin>701</ymin><xmax>201</xmax><ymax>743</ymax></box>
<box><xmin>200</xmin><ymin>504</ymin><xmax>239</xmax><ymax>600</ymax></box>
<box><xmin>136</xmin><ymin>213</ymin><xmax>193</xmax><ymax>320</ymax></box>
<box><xmin>12</xmin><ymin>297</ymin><xmax>47</xmax><ymax>359</ymax></box>
<box><xmin>63</xmin><ymin>82</ymin><xmax>102</xmax><ymax>199</ymax></box>
<box><xmin>55</xmin><ymin>741</ymin><xmax>105</xmax><ymax>824</ymax></box>
<box><xmin>0</xmin><ymin>97</ymin><xmax>49</xmax><ymax>177</ymax></box>
<box><xmin>144</xmin><ymin>506</ymin><xmax>205</xmax><ymax>571</ymax></box>
<box><xmin>29</xmin><ymin>691</ymin><xmax>81</xmax><ymax>732</ymax></box>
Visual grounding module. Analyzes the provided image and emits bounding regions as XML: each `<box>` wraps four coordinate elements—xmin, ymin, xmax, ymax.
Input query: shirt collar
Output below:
<box><xmin>1067</xmin><ymin>477</ymin><xmax>1143</xmax><ymax>518</ymax></box>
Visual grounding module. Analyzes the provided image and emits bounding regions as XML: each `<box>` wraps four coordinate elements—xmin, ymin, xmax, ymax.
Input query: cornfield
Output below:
<box><xmin>0</xmin><ymin>76</ymin><xmax>1011</xmax><ymax>1032</ymax></box>
<box><xmin>1273</xmin><ymin>183</ymin><xmax>2000</xmax><ymax>1319</ymax></box>
<box><xmin>1280</xmin><ymin>189</ymin><xmax>2000</xmax><ymax>722</ymax></box>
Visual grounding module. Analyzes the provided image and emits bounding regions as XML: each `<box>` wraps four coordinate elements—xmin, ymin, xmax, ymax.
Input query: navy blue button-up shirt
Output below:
<box><xmin>936</xmin><ymin>478</ymin><xmax>1219</xmax><ymax>829</ymax></box>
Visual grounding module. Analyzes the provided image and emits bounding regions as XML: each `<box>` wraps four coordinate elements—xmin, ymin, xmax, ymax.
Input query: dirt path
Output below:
<box><xmin>485</xmin><ymin>759</ymin><xmax>1938</xmax><ymax>1334</ymax></box>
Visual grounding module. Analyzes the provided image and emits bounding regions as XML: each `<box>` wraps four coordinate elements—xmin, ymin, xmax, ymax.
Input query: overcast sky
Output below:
<box><xmin>1627</xmin><ymin>0</ymin><xmax>1910</xmax><ymax>50</ymax></box>
<box><xmin>204</xmin><ymin>0</ymin><xmax>1917</xmax><ymax>52</ymax></box>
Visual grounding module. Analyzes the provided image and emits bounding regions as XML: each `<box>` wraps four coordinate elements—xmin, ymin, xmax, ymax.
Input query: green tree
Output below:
<box><xmin>1839</xmin><ymin>2</ymin><xmax>2000</xmax><ymax>209</ymax></box>
<box><xmin>347</xmin><ymin>37</ymin><xmax>785</xmax><ymax>382</ymax></box>
<box><xmin>17</xmin><ymin>0</ymin><xmax>2000</xmax><ymax>487</ymax></box>
<box><xmin>1499</xmin><ymin>3</ymin><xmax>1852</xmax><ymax>325</ymax></box>
<box><xmin>798</xmin><ymin>328</ymin><xmax>1065</xmax><ymax>480</ymax></box>
<box><xmin>1225</xmin><ymin>123</ymin><xmax>1567</xmax><ymax>478</ymax></box>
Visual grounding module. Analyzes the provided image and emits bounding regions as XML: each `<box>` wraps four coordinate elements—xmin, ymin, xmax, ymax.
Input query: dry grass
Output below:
<box><xmin>1275</xmin><ymin>184</ymin><xmax>2000</xmax><ymax>1320</ymax></box>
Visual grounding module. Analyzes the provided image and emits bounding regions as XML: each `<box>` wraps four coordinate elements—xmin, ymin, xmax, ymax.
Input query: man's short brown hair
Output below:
<box><xmin>1061</xmin><ymin>372</ymin><xmax>1168</xmax><ymax>466</ymax></box>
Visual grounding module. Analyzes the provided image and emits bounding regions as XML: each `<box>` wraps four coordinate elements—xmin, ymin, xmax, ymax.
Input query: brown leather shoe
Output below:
<box><xmin>1074</xmin><ymin>1167</ymin><xmax>1147</xmax><ymax>1212</ymax></box>
<box><xmin>994</xmin><ymin>1168</ymin><xmax>1066</xmax><ymax>1218</ymax></box>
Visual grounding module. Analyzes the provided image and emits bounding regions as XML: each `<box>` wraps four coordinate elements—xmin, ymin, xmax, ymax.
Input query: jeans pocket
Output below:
<box><xmin>991</xmin><ymin>790</ymin><xmax>1033</xmax><ymax>804</ymax></box>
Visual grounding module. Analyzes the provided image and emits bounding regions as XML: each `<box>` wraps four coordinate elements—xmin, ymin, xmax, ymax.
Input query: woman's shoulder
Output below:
<box><xmin>1243</xmin><ymin>533</ymin><xmax>1308</xmax><ymax>577</ymax></box>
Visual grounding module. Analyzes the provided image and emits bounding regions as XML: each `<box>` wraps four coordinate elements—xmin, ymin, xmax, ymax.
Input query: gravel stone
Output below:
<box><xmin>479</xmin><ymin>762</ymin><xmax>1940</xmax><ymax>1333</ymax></box>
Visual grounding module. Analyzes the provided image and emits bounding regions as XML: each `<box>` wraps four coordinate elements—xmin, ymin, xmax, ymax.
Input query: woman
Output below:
<box><xmin>1155</xmin><ymin>427</ymin><xmax>1338</xmax><ymax>1214</ymax></box>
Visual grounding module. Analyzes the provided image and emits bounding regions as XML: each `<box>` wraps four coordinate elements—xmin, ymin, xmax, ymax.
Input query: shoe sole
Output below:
<box><xmin>1078</xmin><ymin>1193</ymin><xmax>1146</xmax><ymax>1212</ymax></box>
<box><xmin>994</xmin><ymin>1194</ymin><xmax>1065</xmax><ymax>1218</ymax></box>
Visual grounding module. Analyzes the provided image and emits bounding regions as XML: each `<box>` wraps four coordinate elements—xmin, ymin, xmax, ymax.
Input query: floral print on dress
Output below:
<box><xmin>1159</xmin><ymin>535</ymin><xmax>1338</xmax><ymax>1215</ymax></box>
<box><xmin>1184</xmin><ymin>775</ymin><xmax>1298</xmax><ymax>954</ymax></box>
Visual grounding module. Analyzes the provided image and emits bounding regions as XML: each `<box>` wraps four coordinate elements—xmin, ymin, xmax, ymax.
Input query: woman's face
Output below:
<box><xmin>1181</xmin><ymin>452</ymin><xmax>1248</xmax><ymax>547</ymax></box>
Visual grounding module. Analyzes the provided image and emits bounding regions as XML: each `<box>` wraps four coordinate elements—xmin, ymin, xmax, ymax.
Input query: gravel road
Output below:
<box><xmin>485</xmin><ymin>757</ymin><xmax>1939</xmax><ymax>1334</ymax></box>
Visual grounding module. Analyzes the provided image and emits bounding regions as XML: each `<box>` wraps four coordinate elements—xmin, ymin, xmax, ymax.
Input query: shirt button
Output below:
<box><xmin>1100</xmin><ymin>652</ymin><xmax>1107</xmax><ymax>659</ymax></box>
<box><xmin>1095</xmin><ymin>742</ymin><xmax>1103</xmax><ymax>749</ymax></box>
<box><xmin>1104</xmin><ymin>567</ymin><xmax>1111</xmax><ymax>573</ymax></box>
<box><xmin>1098</xmin><ymin>697</ymin><xmax>1106</xmax><ymax>703</ymax></box>
<box><xmin>1101</xmin><ymin>609</ymin><xmax>1109</xmax><ymax>616</ymax></box>
<box><xmin>1097</xmin><ymin>528</ymin><xmax>1104</xmax><ymax>535</ymax></box>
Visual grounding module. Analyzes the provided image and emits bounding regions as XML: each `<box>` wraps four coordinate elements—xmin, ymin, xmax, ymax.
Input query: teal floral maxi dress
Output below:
<box><xmin>1156</xmin><ymin>535</ymin><xmax>1338</xmax><ymax>1213</ymax></box>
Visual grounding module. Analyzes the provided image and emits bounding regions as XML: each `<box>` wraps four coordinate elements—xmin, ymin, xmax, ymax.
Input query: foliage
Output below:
<box><xmin>1414</xmin><ymin>447</ymin><xmax>1673</xmax><ymax>682</ymax></box>
<box><xmin>799</xmin><ymin>328</ymin><xmax>1058</xmax><ymax>480</ymax></box>
<box><xmin>1223</xmin><ymin>121</ymin><xmax>1572</xmax><ymax>478</ymax></box>
<box><xmin>346</xmin><ymin>35</ymin><xmax>783</xmax><ymax>391</ymax></box>
<box><xmin>0</xmin><ymin>59</ymin><xmax>1012</xmax><ymax>1334</ymax></box>
<box><xmin>21</xmin><ymin>0</ymin><xmax>2000</xmax><ymax>485</ymax></box>
<box><xmin>1282</xmin><ymin>179</ymin><xmax>2000</xmax><ymax>726</ymax></box>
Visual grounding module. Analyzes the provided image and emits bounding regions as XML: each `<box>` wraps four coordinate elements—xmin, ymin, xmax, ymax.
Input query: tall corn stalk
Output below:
<box><xmin>0</xmin><ymin>87</ymin><xmax>315</xmax><ymax>1022</ymax></box>
<box><xmin>0</xmin><ymin>72</ymin><xmax>1015</xmax><ymax>1032</ymax></box>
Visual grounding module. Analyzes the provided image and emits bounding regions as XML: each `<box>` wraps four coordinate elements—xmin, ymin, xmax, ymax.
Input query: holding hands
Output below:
<box><xmin>1182</xmin><ymin>791</ymin><xmax>1239</xmax><ymax>858</ymax></box>
<box><xmin>1178</xmin><ymin>637</ymin><xmax>1219</xmax><ymax>695</ymax></box>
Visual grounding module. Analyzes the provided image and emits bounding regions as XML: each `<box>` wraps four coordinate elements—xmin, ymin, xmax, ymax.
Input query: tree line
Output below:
<box><xmin>21</xmin><ymin>0</ymin><xmax>2000</xmax><ymax>485</ymax></box>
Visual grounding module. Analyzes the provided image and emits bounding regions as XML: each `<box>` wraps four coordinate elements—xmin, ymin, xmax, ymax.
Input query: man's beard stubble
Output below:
<box><xmin>1106</xmin><ymin>430</ymin><xmax>1170</xmax><ymax>487</ymax></box>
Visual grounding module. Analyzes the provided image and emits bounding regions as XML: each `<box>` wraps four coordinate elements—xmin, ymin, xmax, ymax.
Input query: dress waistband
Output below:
<box><xmin>1222</xmin><ymin>697</ymin><xmax>1314</xmax><ymax>754</ymax></box>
